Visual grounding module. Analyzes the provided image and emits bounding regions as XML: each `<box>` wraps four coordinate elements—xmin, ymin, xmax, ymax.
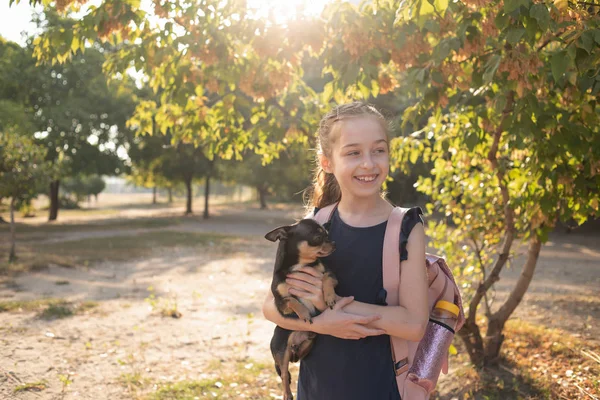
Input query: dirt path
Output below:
<box><xmin>0</xmin><ymin>205</ymin><xmax>598</xmax><ymax>399</ymax></box>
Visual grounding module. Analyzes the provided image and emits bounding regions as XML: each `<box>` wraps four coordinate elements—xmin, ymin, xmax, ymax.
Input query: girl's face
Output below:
<box><xmin>321</xmin><ymin>116</ymin><xmax>389</xmax><ymax>201</ymax></box>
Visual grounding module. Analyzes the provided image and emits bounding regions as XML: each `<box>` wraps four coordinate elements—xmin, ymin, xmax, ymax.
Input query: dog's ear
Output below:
<box><xmin>265</xmin><ymin>226</ymin><xmax>291</xmax><ymax>242</ymax></box>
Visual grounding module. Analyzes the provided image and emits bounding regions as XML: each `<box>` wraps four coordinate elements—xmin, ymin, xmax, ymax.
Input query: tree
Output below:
<box><xmin>86</xmin><ymin>175</ymin><xmax>106</xmax><ymax>202</ymax></box>
<box><xmin>13</xmin><ymin>11</ymin><xmax>137</xmax><ymax>221</ymax></box>
<box><xmin>321</xmin><ymin>0</ymin><xmax>600</xmax><ymax>365</ymax></box>
<box><xmin>222</xmin><ymin>145</ymin><xmax>312</xmax><ymax>209</ymax></box>
<box><xmin>20</xmin><ymin>0</ymin><xmax>324</xmax><ymax>164</ymax></box>
<box><xmin>0</xmin><ymin>132</ymin><xmax>50</xmax><ymax>262</ymax></box>
<box><xmin>61</xmin><ymin>174</ymin><xmax>106</xmax><ymax>205</ymax></box>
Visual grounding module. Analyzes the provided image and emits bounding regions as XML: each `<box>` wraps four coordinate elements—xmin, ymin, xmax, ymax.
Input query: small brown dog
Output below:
<box><xmin>265</xmin><ymin>219</ymin><xmax>337</xmax><ymax>400</ymax></box>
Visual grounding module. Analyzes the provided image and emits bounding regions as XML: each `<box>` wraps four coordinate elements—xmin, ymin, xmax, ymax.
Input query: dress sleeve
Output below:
<box><xmin>399</xmin><ymin>206</ymin><xmax>424</xmax><ymax>262</ymax></box>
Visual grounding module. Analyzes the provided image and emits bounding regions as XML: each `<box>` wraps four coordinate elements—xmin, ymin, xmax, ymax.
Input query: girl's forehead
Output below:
<box><xmin>334</xmin><ymin>116</ymin><xmax>387</xmax><ymax>145</ymax></box>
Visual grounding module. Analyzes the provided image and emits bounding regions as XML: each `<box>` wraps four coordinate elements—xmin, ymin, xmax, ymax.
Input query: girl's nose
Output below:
<box><xmin>362</xmin><ymin>154</ymin><xmax>374</xmax><ymax>168</ymax></box>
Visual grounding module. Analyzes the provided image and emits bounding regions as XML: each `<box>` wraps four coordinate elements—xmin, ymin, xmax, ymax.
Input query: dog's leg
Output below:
<box><xmin>285</xmin><ymin>297</ymin><xmax>313</xmax><ymax>323</ymax></box>
<box><xmin>280</xmin><ymin>346</ymin><xmax>294</xmax><ymax>400</ymax></box>
<box><xmin>322</xmin><ymin>271</ymin><xmax>338</xmax><ymax>309</ymax></box>
<box><xmin>289</xmin><ymin>331</ymin><xmax>317</xmax><ymax>362</ymax></box>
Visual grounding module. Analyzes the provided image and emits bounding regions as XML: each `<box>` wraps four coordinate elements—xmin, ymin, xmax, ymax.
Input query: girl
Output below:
<box><xmin>262</xmin><ymin>102</ymin><xmax>429</xmax><ymax>399</ymax></box>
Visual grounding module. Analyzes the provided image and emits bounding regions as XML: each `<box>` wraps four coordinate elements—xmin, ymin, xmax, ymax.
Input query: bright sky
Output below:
<box><xmin>0</xmin><ymin>1</ymin><xmax>43</xmax><ymax>45</ymax></box>
<box><xmin>0</xmin><ymin>0</ymin><xmax>347</xmax><ymax>46</ymax></box>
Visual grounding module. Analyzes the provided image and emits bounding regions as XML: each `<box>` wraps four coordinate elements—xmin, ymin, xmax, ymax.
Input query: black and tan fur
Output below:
<box><xmin>265</xmin><ymin>219</ymin><xmax>337</xmax><ymax>400</ymax></box>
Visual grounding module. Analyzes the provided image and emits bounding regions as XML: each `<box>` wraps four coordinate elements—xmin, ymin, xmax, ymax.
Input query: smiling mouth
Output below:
<box><xmin>354</xmin><ymin>174</ymin><xmax>378</xmax><ymax>183</ymax></box>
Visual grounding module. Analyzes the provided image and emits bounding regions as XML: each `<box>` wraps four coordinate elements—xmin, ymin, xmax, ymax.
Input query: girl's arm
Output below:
<box><xmin>262</xmin><ymin>292</ymin><xmax>386</xmax><ymax>340</ymax></box>
<box><xmin>287</xmin><ymin>223</ymin><xmax>429</xmax><ymax>342</ymax></box>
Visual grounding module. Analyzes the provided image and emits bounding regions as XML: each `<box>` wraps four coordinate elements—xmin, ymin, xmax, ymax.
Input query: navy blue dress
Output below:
<box><xmin>296</xmin><ymin>206</ymin><xmax>424</xmax><ymax>400</ymax></box>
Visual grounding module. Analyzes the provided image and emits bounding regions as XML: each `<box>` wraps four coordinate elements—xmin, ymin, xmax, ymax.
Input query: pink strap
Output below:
<box><xmin>312</xmin><ymin>203</ymin><xmax>338</xmax><ymax>225</ymax></box>
<box><xmin>382</xmin><ymin>207</ymin><xmax>406</xmax><ymax>306</ymax></box>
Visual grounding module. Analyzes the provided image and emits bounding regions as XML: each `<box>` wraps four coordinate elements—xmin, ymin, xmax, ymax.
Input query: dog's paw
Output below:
<box><xmin>326</xmin><ymin>299</ymin><xmax>336</xmax><ymax>309</ymax></box>
<box><xmin>303</xmin><ymin>317</ymin><xmax>313</xmax><ymax>324</ymax></box>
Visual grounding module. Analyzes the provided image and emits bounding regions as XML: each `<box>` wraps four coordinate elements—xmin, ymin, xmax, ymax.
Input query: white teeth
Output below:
<box><xmin>356</xmin><ymin>175</ymin><xmax>376</xmax><ymax>182</ymax></box>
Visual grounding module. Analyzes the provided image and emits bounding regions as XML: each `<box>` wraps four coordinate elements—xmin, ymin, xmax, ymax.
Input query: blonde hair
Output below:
<box><xmin>304</xmin><ymin>102</ymin><xmax>389</xmax><ymax>211</ymax></box>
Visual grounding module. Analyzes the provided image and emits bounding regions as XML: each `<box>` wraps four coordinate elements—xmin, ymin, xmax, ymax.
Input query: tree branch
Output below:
<box><xmin>493</xmin><ymin>234</ymin><xmax>542</xmax><ymax>322</ymax></box>
<box><xmin>467</xmin><ymin>91</ymin><xmax>516</xmax><ymax>323</ymax></box>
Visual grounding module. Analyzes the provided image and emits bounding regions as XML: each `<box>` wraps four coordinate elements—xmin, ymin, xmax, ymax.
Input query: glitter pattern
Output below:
<box><xmin>407</xmin><ymin>321</ymin><xmax>456</xmax><ymax>393</ymax></box>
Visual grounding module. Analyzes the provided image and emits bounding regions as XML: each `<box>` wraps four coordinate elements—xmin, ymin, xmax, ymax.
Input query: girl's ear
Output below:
<box><xmin>319</xmin><ymin>154</ymin><xmax>333</xmax><ymax>174</ymax></box>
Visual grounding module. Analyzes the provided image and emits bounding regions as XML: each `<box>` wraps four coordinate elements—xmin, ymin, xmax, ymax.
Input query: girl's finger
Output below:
<box><xmin>286</xmin><ymin>278</ymin><xmax>321</xmax><ymax>294</ymax></box>
<box><xmin>294</xmin><ymin>267</ymin><xmax>324</xmax><ymax>279</ymax></box>
<box><xmin>287</xmin><ymin>272</ymin><xmax>321</xmax><ymax>286</ymax></box>
<box><xmin>288</xmin><ymin>288</ymin><xmax>312</xmax><ymax>298</ymax></box>
<box><xmin>333</xmin><ymin>296</ymin><xmax>354</xmax><ymax>310</ymax></box>
<box><xmin>354</xmin><ymin>326</ymin><xmax>386</xmax><ymax>337</ymax></box>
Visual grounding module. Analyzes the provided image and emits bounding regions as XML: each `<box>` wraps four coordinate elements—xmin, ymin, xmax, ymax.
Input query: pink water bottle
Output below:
<box><xmin>407</xmin><ymin>300</ymin><xmax>459</xmax><ymax>393</ymax></box>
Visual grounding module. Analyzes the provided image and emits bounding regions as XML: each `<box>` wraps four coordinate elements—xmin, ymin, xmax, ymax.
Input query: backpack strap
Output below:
<box><xmin>382</xmin><ymin>207</ymin><xmax>411</xmax><ymax>376</ymax></box>
<box><xmin>311</xmin><ymin>203</ymin><xmax>338</xmax><ymax>225</ymax></box>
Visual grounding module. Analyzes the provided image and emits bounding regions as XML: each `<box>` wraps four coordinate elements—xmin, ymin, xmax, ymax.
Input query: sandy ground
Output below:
<box><xmin>0</xmin><ymin>202</ymin><xmax>598</xmax><ymax>399</ymax></box>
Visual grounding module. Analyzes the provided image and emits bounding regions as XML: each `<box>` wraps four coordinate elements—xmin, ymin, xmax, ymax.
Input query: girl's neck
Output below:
<box><xmin>336</xmin><ymin>195</ymin><xmax>393</xmax><ymax>227</ymax></box>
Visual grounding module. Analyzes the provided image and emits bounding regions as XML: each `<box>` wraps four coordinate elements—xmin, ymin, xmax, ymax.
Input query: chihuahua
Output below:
<box><xmin>265</xmin><ymin>219</ymin><xmax>337</xmax><ymax>400</ymax></box>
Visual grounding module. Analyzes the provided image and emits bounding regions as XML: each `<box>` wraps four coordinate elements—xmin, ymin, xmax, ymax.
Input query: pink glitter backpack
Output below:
<box><xmin>313</xmin><ymin>204</ymin><xmax>465</xmax><ymax>399</ymax></box>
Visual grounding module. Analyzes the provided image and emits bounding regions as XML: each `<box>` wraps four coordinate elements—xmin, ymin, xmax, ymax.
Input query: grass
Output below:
<box><xmin>13</xmin><ymin>380</ymin><xmax>48</xmax><ymax>393</ymax></box>
<box><xmin>0</xmin><ymin>298</ymin><xmax>99</xmax><ymax>319</ymax></box>
<box><xmin>435</xmin><ymin>319</ymin><xmax>600</xmax><ymax>399</ymax></box>
<box><xmin>0</xmin><ymin>231</ymin><xmax>232</xmax><ymax>275</ymax></box>
<box><xmin>146</xmin><ymin>360</ymin><xmax>285</xmax><ymax>400</ymax></box>
<box><xmin>145</xmin><ymin>287</ymin><xmax>182</xmax><ymax>319</ymax></box>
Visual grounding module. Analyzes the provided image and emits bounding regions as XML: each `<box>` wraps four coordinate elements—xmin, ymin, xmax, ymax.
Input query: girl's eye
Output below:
<box><xmin>347</xmin><ymin>151</ymin><xmax>359</xmax><ymax>156</ymax></box>
<box><xmin>374</xmin><ymin>148</ymin><xmax>386</xmax><ymax>154</ymax></box>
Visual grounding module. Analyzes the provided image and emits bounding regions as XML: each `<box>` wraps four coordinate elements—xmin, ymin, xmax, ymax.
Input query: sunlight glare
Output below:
<box><xmin>246</xmin><ymin>0</ymin><xmax>330</xmax><ymax>24</ymax></box>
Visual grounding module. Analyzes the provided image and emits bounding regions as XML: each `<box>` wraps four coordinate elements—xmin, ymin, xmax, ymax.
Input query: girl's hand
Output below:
<box><xmin>313</xmin><ymin>297</ymin><xmax>386</xmax><ymax>340</ymax></box>
<box><xmin>286</xmin><ymin>267</ymin><xmax>327</xmax><ymax>312</ymax></box>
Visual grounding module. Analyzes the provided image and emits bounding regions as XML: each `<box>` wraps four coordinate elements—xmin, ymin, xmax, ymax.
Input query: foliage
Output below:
<box><xmin>0</xmin><ymin>131</ymin><xmax>49</xmax><ymax>204</ymax></box>
<box><xmin>320</xmin><ymin>0</ymin><xmax>600</xmax><ymax>364</ymax></box>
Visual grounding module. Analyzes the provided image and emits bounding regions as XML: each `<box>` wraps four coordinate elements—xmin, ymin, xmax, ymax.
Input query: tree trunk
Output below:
<box><xmin>48</xmin><ymin>180</ymin><xmax>60</xmax><ymax>221</ymax></box>
<box><xmin>9</xmin><ymin>197</ymin><xmax>16</xmax><ymax>263</ymax></box>
<box><xmin>152</xmin><ymin>186</ymin><xmax>157</xmax><ymax>204</ymax></box>
<box><xmin>258</xmin><ymin>184</ymin><xmax>269</xmax><ymax>210</ymax></box>
<box><xmin>168</xmin><ymin>188</ymin><xmax>173</xmax><ymax>203</ymax></box>
<box><xmin>185</xmin><ymin>177</ymin><xmax>193</xmax><ymax>215</ymax></box>
<box><xmin>203</xmin><ymin>176</ymin><xmax>210</xmax><ymax>219</ymax></box>
<box><xmin>203</xmin><ymin>159</ymin><xmax>214</xmax><ymax>220</ymax></box>
<box><xmin>459</xmin><ymin>235</ymin><xmax>543</xmax><ymax>366</ymax></box>
<box><xmin>458</xmin><ymin>321</ymin><xmax>486</xmax><ymax>367</ymax></box>
<box><xmin>484</xmin><ymin>235</ymin><xmax>543</xmax><ymax>363</ymax></box>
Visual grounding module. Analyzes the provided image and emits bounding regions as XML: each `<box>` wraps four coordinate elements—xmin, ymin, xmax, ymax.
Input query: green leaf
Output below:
<box><xmin>525</xmin><ymin>17</ymin><xmax>538</xmax><ymax>44</ymax></box>
<box><xmin>323</xmin><ymin>81</ymin><xmax>334</xmax><ymax>103</ymax></box>
<box><xmin>465</xmin><ymin>132</ymin><xmax>479</xmax><ymax>151</ymax></box>
<box><xmin>371</xmin><ymin>79</ymin><xmax>380</xmax><ymax>97</ymax></box>
<box><xmin>554</xmin><ymin>0</ymin><xmax>568</xmax><ymax>12</ymax></box>
<box><xmin>417</xmin><ymin>0</ymin><xmax>435</xmax><ymax>28</ymax></box>
<box><xmin>433</xmin><ymin>0</ymin><xmax>449</xmax><ymax>14</ymax></box>
<box><xmin>71</xmin><ymin>37</ymin><xmax>80</xmax><ymax>53</ymax></box>
<box><xmin>424</xmin><ymin>19</ymin><xmax>440</xmax><ymax>34</ymax></box>
<box><xmin>495</xmin><ymin>13</ymin><xmax>509</xmax><ymax>31</ymax></box>
<box><xmin>551</xmin><ymin>51</ymin><xmax>569</xmax><ymax>82</ymax></box>
<box><xmin>578</xmin><ymin>31</ymin><xmax>594</xmax><ymax>54</ymax></box>
<box><xmin>530</xmin><ymin>4</ymin><xmax>550</xmax><ymax>31</ymax></box>
<box><xmin>593</xmin><ymin>29</ymin><xmax>600</xmax><ymax>45</ymax></box>
<box><xmin>506</xmin><ymin>28</ymin><xmax>526</xmax><ymax>45</ymax></box>
<box><xmin>483</xmin><ymin>54</ymin><xmax>501</xmax><ymax>83</ymax></box>
<box><xmin>504</xmin><ymin>0</ymin><xmax>525</xmax><ymax>13</ymax></box>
